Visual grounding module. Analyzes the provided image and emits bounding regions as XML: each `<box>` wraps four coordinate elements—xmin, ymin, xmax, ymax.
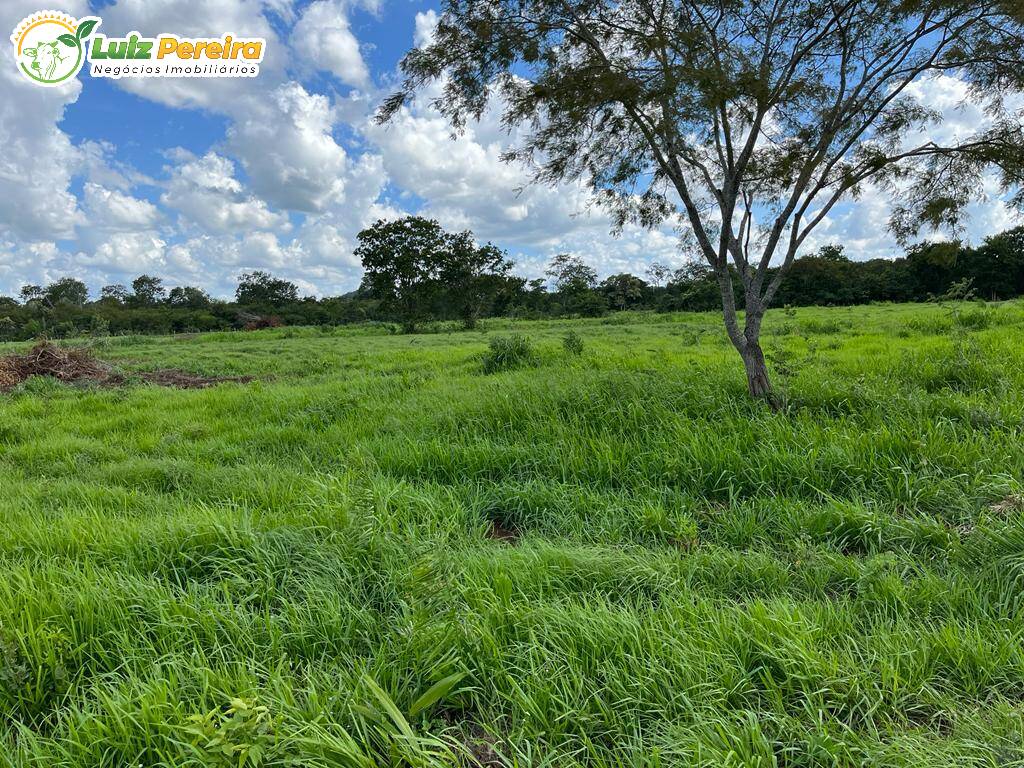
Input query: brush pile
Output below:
<box><xmin>0</xmin><ymin>341</ymin><xmax>253</xmax><ymax>392</ymax></box>
<box><xmin>0</xmin><ymin>341</ymin><xmax>119</xmax><ymax>391</ymax></box>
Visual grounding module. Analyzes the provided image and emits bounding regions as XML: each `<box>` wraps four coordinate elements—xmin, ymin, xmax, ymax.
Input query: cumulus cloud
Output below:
<box><xmin>161</xmin><ymin>151</ymin><xmax>289</xmax><ymax>233</ymax></box>
<box><xmin>84</xmin><ymin>183</ymin><xmax>163</xmax><ymax>231</ymax></box>
<box><xmin>0</xmin><ymin>58</ymin><xmax>84</xmax><ymax>241</ymax></box>
<box><xmin>227</xmin><ymin>83</ymin><xmax>352</xmax><ymax>212</ymax></box>
<box><xmin>292</xmin><ymin>0</ymin><xmax>370</xmax><ymax>89</ymax></box>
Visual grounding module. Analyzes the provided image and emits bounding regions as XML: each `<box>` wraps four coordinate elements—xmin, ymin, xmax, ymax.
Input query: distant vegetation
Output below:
<box><xmin>1</xmin><ymin>221</ymin><xmax>1023</xmax><ymax>343</ymax></box>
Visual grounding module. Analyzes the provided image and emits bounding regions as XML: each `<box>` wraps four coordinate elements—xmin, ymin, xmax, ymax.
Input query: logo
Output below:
<box><xmin>11</xmin><ymin>10</ymin><xmax>265</xmax><ymax>86</ymax></box>
<box><xmin>11</xmin><ymin>11</ymin><xmax>98</xmax><ymax>86</ymax></box>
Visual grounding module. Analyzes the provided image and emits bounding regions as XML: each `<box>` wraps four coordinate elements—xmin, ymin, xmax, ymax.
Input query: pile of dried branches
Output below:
<box><xmin>0</xmin><ymin>342</ymin><xmax>118</xmax><ymax>391</ymax></box>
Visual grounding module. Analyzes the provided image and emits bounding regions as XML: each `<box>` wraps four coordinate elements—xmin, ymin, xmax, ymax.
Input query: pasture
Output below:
<box><xmin>1</xmin><ymin>300</ymin><xmax>1024</xmax><ymax>766</ymax></box>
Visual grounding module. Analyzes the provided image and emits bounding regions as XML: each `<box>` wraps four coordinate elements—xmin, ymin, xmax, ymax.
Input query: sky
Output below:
<box><xmin>0</xmin><ymin>0</ymin><xmax>1020</xmax><ymax>300</ymax></box>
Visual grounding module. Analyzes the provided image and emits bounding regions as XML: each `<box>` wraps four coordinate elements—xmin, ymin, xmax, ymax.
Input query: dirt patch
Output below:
<box><xmin>485</xmin><ymin>520</ymin><xmax>520</xmax><ymax>545</ymax></box>
<box><xmin>991</xmin><ymin>495</ymin><xmax>1024</xmax><ymax>517</ymax></box>
<box><xmin>137</xmin><ymin>369</ymin><xmax>254</xmax><ymax>389</ymax></box>
<box><xmin>0</xmin><ymin>342</ymin><xmax>253</xmax><ymax>393</ymax></box>
<box><xmin>464</xmin><ymin>724</ymin><xmax>506</xmax><ymax>767</ymax></box>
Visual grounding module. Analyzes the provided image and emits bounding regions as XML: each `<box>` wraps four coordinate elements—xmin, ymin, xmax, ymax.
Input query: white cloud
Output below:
<box><xmin>0</xmin><ymin>240</ymin><xmax>68</xmax><ymax>294</ymax></box>
<box><xmin>84</xmin><ymin>183</ymin><xmax>163</xmax><ymax>231</ymax></box>
<box><xmin>84</xmin><ymin>232</ymin><xmax>168</xmax><ymax>274</ymax></box>
<box><xmin>227</xmin><ymin>83</ymin><xmax>351</xmax><ymax>212</ymax></box>
<box><xmin>292</xmin><ymin>0</ymin><xmax>370</xmax><ymax>89</ymax></box>
<box><xmin>0</xmin><ymin>55</ymin><xmax>84</xmax><ymax>241</ymax></box>
<box><xmin>413</xmin><ymin>10</ymin><xmax>438</xmax><ymax>47</ymax></box>
<box><xmin>161</xmin><ymin>151</ymin><xmax>289</xmax><ymax>233</ymax></box>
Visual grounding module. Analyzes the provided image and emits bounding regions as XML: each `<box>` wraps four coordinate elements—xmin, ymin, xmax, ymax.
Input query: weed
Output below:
<box><xmin>562</xmin><ymin>330</ymin><xmax>585</xmax><ymax>356</ymax></box>
<box><xmin>480</xmin><ymin>334</ymin><xmax>538</xmax><ymax>374</ymax></box>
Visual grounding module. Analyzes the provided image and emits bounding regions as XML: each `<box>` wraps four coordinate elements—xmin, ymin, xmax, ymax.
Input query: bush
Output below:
<box><xmin>563</xmin><ymin>331</ymin><xmax>584</xmax><ymax>356</ymax></box>
<box><xmin>481</xmin><ymin>334</ymin><xmax>538</xmax><ymax>374</ymax></box>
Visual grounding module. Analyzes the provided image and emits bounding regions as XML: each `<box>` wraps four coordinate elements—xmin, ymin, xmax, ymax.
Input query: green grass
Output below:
<box><xmin>2</xmin><ymin>300</ymin><xmax>1024</xmax><ymax>766</ymax></box>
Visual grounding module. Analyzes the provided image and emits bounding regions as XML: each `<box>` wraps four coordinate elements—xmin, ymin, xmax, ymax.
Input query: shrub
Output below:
<box><xmin>481</xmin><ymin>334</ymin><xmax>538</xmax><ymax>374</ymax></box>
<box><xmin>563</xmin><ymin>331</ymin><xmax>585</xmax><ymax>356</ymax></box>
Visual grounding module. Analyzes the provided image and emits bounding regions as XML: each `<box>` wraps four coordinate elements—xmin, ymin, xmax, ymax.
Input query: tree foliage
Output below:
<box><xmin>235</xmin><ymin>271</ymin><xmax>300</xmax><ymax>307</ymax></box>
<box><xmin>131</xmin><ymin>275</ymin><xmax>166</xmax><ymax>307</ymax></box>
<box><xmin>357</xmin><ymin>216</ymin><xmax>518</xmax><ymax>330</ymax></box>
<box><xmin>380</xmin><ymin>0</ymin><xmax>1024</xmax><ymax>399</ymax></box>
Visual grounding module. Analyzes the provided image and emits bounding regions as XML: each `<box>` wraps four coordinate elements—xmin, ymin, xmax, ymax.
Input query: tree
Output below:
<box><xmin>601</xmin><ymin>273</ymin><xmax>649</xmax><ymax>311</ymax></box>
<box><xmin>381</xmin><ymin>0</ymin><xmax>1024</xmax><ymax>403</ymax></box>
<box><xmin>357</xmin><ymin>216</ymin><xmax>516</xmax><ymax>331</ymax></box>
<box><xmin>545</xmin><ymin>254</ymin><xmax>597</xmax><ymax>293</ymax></box>
<box><xmin>132</xmin><ymin>275</ymin><xmax>166</xmax><ymax>306</ymax></box>
<box><xmin>44</xmin><ymin>278</ymin><xmax>88</xmax><ymax>306</ymax></box>
<box><xmin>545</xmin><ymin>254</ymin><xmax>606</xmax><ymax>315</ymax></box>
<box><xmin>357</xmin><ymin>217</ymin><xmax>452</xmax><ymax>332</ymax></box>
<box><xmin>100</xmin><ymin>284</ymin><xmax>130</xmax><ymax>304</ymax></box>
<box><xmin>817</xmin><ymin>245</ymin><xmax>849</xmax><ymax>263</ymax></box>
<box><xmin>958</xmin><ymin>227</ymin><xmax>1024</xmax><ymax>299</ymax></box>
<box><xmin>440</xmin><ymin>234</ymin><xmax>519</xmax><ymax>328</ymax></box>
<box><xmin>906</xmin><ymin>241</ymin><xmax>962</xmax><ymax>298</ymax></box>
<box><xmin>168</xmin><ymin>286</ymin><xmax>213</xmax><ymax>309</ymax></box>
<box><xmin>667</xmin><ymin>263</ymin><xmax>722</xmax><ymax>311</ymax></box>
<box><xmin>235</xmin><ymin>271</ymin><xmax>300</xmax><ymax>307</ymax></box>
<box><xmin>645</xmin><ymin>262</ymin><xmax>673</xmax><ymax>288</ymax></box>
<box><xmin>19</xmin><ymin>285</ymin><xmax>44</xmax><ymax>304</ymax></box>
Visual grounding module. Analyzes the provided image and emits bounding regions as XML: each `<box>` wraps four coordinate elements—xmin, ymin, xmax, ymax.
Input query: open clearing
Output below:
<box><xmin>2</xmin><ymin>301</ymin><xmax>1024</xmax><ymax>766</ymax></box>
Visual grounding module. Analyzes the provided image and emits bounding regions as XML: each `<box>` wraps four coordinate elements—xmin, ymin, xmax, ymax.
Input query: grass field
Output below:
<box><xmin>2</xmin><ymin>300</ymin><xmax>1024</xmax><ymax>766</ymax></box>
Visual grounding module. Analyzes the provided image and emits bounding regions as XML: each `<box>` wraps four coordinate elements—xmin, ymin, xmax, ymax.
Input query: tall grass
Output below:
<box><xmin>1</xmin><ymin>300</ymin><xmax>1024</xmax><ymax>766</ymax></box>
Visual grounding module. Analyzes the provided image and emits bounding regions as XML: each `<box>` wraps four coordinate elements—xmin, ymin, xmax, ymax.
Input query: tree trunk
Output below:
<box><xmin>740</xmin><ymin>342</ymin><xmax>778</xmax><ymax>408</ymax></box>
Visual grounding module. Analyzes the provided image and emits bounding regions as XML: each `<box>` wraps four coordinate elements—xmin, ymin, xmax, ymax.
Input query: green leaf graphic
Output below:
<box><xmin>58</xmin><ymin>34</ymin><xmax>78</xmax><ymax>47</ymax></box>
<box><xmin>75</xmin><ymin>19</ymin><xmax>98</xmax><ymax>40</ymax></box>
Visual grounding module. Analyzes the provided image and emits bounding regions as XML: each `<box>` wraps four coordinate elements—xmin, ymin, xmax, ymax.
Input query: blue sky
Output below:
<box><xmin>0</xmin><ymin>0</ymin><xmax>1019</xmax><ymax>299</ymax></box>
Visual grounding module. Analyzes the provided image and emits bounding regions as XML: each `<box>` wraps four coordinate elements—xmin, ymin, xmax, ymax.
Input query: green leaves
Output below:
<box><xmin>57</xmin><ymin>34</ymin><xmax>77</xmax><ymax>47</ymax></box>
<box><xmin>75</xmin><ymin>19</ymin><xmax>99</xmax><ymax>40</ymax></box>
<box><xmin>408</xmin><ymin>672</ymin><xmax>466</xmax><ymax>717</ymax></box>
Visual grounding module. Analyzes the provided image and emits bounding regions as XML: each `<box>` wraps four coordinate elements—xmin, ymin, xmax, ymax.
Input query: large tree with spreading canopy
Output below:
<box><xmin>380</xmin><ymin>0</ymin><xmax>1024</xmax><ymax>402</ymax></box>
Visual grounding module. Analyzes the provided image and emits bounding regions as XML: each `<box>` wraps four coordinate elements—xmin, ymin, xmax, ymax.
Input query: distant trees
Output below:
<box><xmin>131</xmin><ymin>275</ymin><xmax>166</xmax><ymax>306</ymax></box>
<box><xmin>168</xmin><ymin>286</ymin><xmax>212</xmax><ymax>309</ymax></box>
<box><xmin>545</xmin><ymin>254</ymin><xmax>607</xmax><ymax>316</ymax></box>
<box><xmin>967</xmin><ymin>229</ymin><xmax>1024</xmax><ymax>299</ymax></box>
<box><xmin>443</xmin><ymin>240</ymin><xmax>522</xmax><ymax>329</ymax></box>
<box><xmin>44</xmin><ymin>278</ymin><xmax>89</xmax><ymax>307</ymax></box>
<box><xmin>645</xmin><ymin>263</ymin><xmax>672</xmax><ymax>289</ymax></box>
<box><xmin>1</xmin><ymin>225</ymin><xmax>1024</xmax><ymax>343</ymax></box>
<box><xmin>545</xmin><ymin>254</ymin><xmax>597</xmax><ymax>294</ymax></box>
<box><xmin>100</xmin><ymin>285</ymin><xmax>129</xmax><ymax>304</ymax></box>
<box><xmin>601</xmin><ymin>273</ymin><xmax>648</xmax><ymax>311</ymax></box>
<box><xmin>357</xmin><ymin>216</ymin><xmax>517</xmax><ymax>331</ymax></box>
<box><xmin>19</xmin><ymin>285</ymin><xmax>44</xmax><ymax>304</ymax></box>
<box><xmin>235</xmin><ymin>271</ymin><xmax>300</xmax><ymax>307</ymax></box>
<box><xmin>357</xmin><ymin>217</ymin><xmax>455</xmax><ymax>332</ymax></box>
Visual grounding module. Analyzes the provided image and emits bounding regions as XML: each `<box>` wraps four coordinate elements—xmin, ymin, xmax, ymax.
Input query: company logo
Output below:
<box><xmin>11</xmin><ymin>11</ymin><xmax>98</xmax><ymax>86</ymax></box>
<box><xmin>11</xmin><ymin>10</ymin><xmax>265</xmax><ymax>86</ymax></box>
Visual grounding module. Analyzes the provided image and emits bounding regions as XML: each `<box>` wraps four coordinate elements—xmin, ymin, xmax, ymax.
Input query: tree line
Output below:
<box><xmin>1</xmin><ymin>218</ymin><xmax>1022</xmax><ymax>342</ymax></box>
